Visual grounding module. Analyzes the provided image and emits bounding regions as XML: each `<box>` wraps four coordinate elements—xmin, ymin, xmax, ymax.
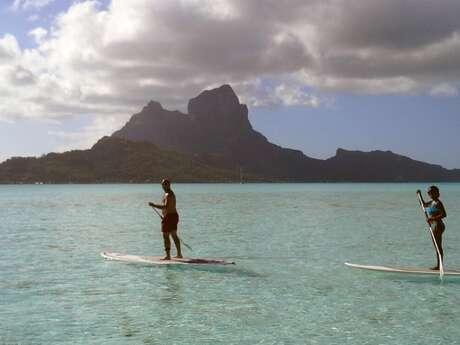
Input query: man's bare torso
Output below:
<box><xmin>162</xmin><ymin>191</ymin><xmax>177</xmax><ymax>216</ymax></box>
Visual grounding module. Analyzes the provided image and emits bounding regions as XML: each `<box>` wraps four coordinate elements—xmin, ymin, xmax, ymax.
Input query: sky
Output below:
<box><xmin>0</xmin><ymin>0</ymin><xmax>459</xmax><ymax>168</ymax></box>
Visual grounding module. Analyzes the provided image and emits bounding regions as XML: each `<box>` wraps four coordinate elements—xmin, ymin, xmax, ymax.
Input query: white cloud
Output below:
<box><xmin>11</xmin><ymin>0</ymin><xmax>56</xmax><ymax>11</ymax></box>
<box><xmin>28</xmin><ymin>27</ymin><xmax>47</xmax><ymax>44</ymax></box>
<box><xmin>0</xmin><ymin>34</ymin><xmax>20</xmax><ymax>60</ymax></box>
<box><xmin>244</xmin><ymin>82</ymin><xmax>321</xmax><ymax>108</ymax></box>
<box><xmin>47</xmin><ymin>115</ymin><xmax>128</xmax><ymax>152</ymax></box>
<box><xmin>430</xmin><ymin>83</ymin><xmax>458</xmax><ymax>97</ymax></box>
<box><xmin>274</xmin><ymin>84</ymin><xmax>319</xmax><ymax>107</ymax></box>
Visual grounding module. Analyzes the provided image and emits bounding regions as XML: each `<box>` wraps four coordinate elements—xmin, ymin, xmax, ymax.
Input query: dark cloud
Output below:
<box><xmin>2</xmin><ymin>0</ymin><xmax>460</xmax><ymax>127</ymax></box>
<box><xmin>321</xmin><ymin>0</ymin><xmax>460</xmax><ymax>50</ymax></box>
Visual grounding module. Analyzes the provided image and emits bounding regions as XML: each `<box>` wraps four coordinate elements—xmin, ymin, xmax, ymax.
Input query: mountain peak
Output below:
<box><xmin>113</xmin><ymin>84</ymin><xmax>252</xmax><ymax>156</ymax></box>
<box><xmin>335</xmin><ymin>148</ymin><xmax>396</xmax><ymax>157</ymax></box>
<box><xmin>143</xmin><ymin>100</ymin><xmax>163</xmax><ymax>112</ymax></box>
<box><xmin>188</xmin><ymin>84</ymin><xmax>243</xmax><ymax>118</ymax></box>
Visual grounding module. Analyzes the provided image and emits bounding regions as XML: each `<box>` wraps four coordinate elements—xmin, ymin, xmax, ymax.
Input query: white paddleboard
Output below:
<box><xmin>101</xmin><ymin>252</ymin><xmax>235</xmax><ymax>266</ymax></box>
<box><xmin>345</xmin><ymin>262</ymin><xmax>460</xmax><ymax>276</ymax></box>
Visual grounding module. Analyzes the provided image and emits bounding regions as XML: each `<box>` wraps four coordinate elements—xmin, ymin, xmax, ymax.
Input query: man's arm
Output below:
<box><xmin>149</xmin><ymin>193</ymin><xmax>170</xmax><ymax>210</ymax></box>
<box><xmin>149</xmin><ymin>202</ymin><xmax>164</xmax><ymax>209</ymax></box>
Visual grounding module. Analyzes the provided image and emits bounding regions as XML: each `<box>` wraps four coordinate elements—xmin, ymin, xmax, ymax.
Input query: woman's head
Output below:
<box><xmin>427</xmin><ymin>185</ymin><xmax>440</xmax><ymax>199</ymax></box>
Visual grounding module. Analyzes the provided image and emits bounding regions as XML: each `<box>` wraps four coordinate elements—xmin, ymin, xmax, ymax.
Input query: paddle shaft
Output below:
<box><xmin>151</xmin><ymin>205</ymin><xmax>164</xmax><ymax>220</ymax></box>
<box><xmin>149</xmin><ymin>205</ymin><xmax>193</xmax><ymax>251</ymax></box>
<box><xmin>417</xmin><ymin>193</ymin><xmax>444</xmax><ymax>279</ymax></box>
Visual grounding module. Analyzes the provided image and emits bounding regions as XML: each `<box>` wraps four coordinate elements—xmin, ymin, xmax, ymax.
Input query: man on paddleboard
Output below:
<box><xmin>417</xmin><ymin>186</ymin><xmax>447</xmax><ymax>270</ymax></box>
<box><xmin>149</xmin><ymin>179</ymin><xmax>182</xmax><ymax>260</ymax></box>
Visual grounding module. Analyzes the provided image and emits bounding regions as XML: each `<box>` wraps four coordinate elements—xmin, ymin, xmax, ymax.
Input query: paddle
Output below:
<box><xmin>416</xmin><ymin>191</ymin><xmax>444</xmax><ymax>279</ymax></box>
<box><xmin>148</xmin><ymin>204</ymin><xmax>193</xmax><ymax>251</ymax></box>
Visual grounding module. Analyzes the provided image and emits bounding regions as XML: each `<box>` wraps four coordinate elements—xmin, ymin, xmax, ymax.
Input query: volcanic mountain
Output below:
<box><xmin>112</xmin><ymin>84</ymin><xmax>460</xmax><ymax>181</ymax></box>
<box><xmin>113</xmin><ymin>84</ymin><xmax>326</xmax><ymax>180</ymax></box>
<box><xmin>1</xmin><ymin>84</ymin><xmax>460</xmax><ymax>183</ymax></box>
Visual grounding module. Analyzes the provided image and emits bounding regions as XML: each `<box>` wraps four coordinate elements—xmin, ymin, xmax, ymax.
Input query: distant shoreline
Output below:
<box><xmin>2</xmin><ymin>180</ymin><xmax>459</xmax><ymax>185</ymax></box>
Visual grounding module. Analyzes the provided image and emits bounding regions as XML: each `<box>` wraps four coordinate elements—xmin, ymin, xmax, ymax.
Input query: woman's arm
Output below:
<box><xmin>416</xmin><ymin>190</ymin><xmax>430</xmax><ymax>207</ymax></box>
<box><xmin>436</xmin><ymin>201</ymin><xmax>447</xmax><ymax>219</ymax></box>
<box><xmin>428</xmin><ymin>202</ymin><xmax>447</xmax><ymax>221</ymax></box>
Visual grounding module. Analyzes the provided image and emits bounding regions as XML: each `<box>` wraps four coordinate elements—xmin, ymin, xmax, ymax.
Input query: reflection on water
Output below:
<box><xmin>158</xmin><ymin>269</ymin><xmax>183</xmax><ymax>305</ymax></box>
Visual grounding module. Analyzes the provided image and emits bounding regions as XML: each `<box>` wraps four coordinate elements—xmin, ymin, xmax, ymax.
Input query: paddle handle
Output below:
<box><xmin>416</xmin><ymin>192</ymin><xmax>430</xmax><ymax>219</ymax></box>
<box><xmin>417</xmin><ymin>192</ymin><xmax>444</xmax><ymax>279</ymax></box>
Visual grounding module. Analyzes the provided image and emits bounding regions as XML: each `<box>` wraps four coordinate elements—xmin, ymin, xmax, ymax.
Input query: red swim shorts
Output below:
<box><xmin>161</xmin><ymin>213</ymin><xmax>179</xmax><ymax>233</ymax></box>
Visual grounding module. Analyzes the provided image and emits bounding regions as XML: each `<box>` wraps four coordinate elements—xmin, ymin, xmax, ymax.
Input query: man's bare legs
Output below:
<box><xmin>162</xmin><ymin>232</ymin><xmax>171</xmax><ymax>260</ymax></box>
<box><xmin>161</xmin><ymin>231</ymin><xmax>182</xmax><ymax>260</ymax></box>
<box><xmin>171</xmin><ymin>231</ymin><xmax>182</xmax><ymax>258</ymax></box>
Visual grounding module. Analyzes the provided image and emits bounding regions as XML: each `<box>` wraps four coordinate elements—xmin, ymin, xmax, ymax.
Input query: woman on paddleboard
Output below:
<box><xmin>417</xmin><ymin>186</ymin><xmax>447</xmax><ymax>270</ymax></box>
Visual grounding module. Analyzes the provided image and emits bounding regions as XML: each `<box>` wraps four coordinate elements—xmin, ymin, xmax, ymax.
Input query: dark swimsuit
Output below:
<box><xmin>162</xmin><ymin>212</ymin><xmax>179</xmax><ymax>233</ymax></box>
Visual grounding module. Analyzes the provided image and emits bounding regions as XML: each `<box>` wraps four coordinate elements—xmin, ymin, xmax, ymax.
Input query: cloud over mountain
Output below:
<box><xmin>1</xmin><ymin>0</ymin><xmax>460</xmax><ymax>128</ymax></box>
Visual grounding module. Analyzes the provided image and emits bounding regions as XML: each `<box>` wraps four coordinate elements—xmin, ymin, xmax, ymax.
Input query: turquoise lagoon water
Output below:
<box><xmin>1</xmin><ymin>183</ymin><xmax>460</xmax><ymax>345</ymax></box>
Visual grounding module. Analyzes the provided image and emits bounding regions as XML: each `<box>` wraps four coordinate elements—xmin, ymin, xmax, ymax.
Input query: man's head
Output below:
<box><xmin>427</xmin><ymin>185</ymin><xmax>440</xmax><ymax>199</ymax></box>
<box><xmin>161</xmin><ymin>179</ymin><xmax>171</xmax><ymax>192</ymax></box>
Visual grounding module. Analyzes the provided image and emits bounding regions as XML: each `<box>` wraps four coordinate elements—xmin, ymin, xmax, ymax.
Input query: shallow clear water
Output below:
<box><xmin>1</xmin><ymin>183</ymin><xmax>460</xmax><ymax>344</ymax></box>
